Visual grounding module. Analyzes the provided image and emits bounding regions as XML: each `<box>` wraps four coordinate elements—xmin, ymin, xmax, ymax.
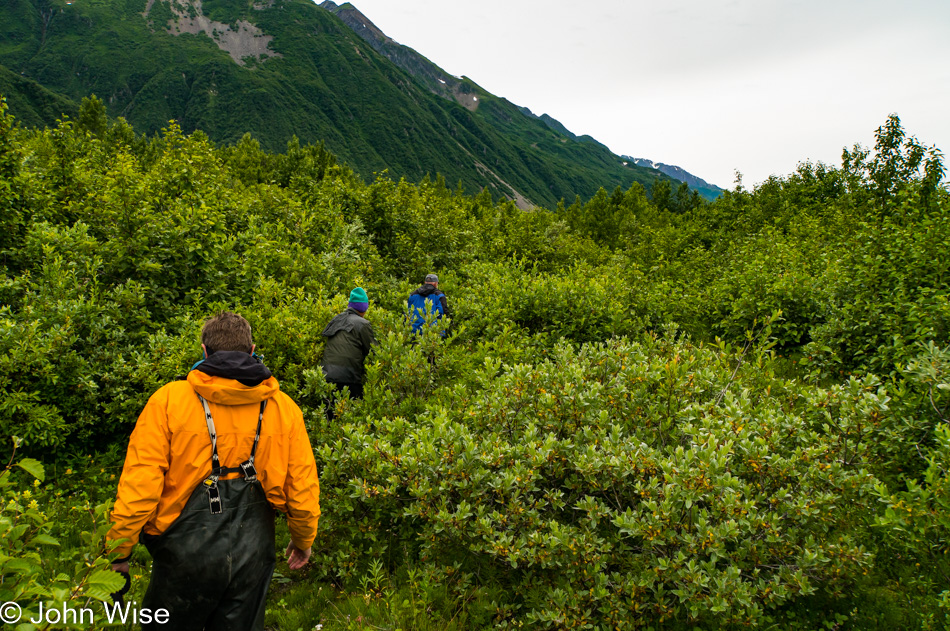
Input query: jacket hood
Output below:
<box><xmin>411</xmin><ymin>284</ymin><xmax>441</xmax><ymax>298</ymax></box>
<box><xmin>188</xmin><ymin>351</ymin><xmax>279</xmax><ymax>405</ymax></box>
<box><xmin>322</xmin><ymin>308</ymin><xmax>369</xmax><ymax>338</ymax></box>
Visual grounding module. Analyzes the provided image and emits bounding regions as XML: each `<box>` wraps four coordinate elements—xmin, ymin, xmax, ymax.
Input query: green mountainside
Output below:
<box><xmin>0</xmin><ymin>0</ymin><xmax>685</xmax><ymax>208</ymax></box>
<box><xmin>321</xmin><ymin>0</ymin><xmax>723</xmax><ymax>200</ymax></box>
<box><xmin>0</xmin><ymin>63</ymin><xmax>78</xmax><ymax>128</ymax></box>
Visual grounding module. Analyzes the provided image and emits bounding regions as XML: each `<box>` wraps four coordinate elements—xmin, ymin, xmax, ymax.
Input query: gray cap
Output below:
<box><xmin>425</xmin><ymin>273</ymin><xmax>439</xmax><ymax>283</ymax></box>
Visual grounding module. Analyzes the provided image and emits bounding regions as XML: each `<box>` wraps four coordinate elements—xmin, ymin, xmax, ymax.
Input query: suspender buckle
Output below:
<box><xmin>205</xmin><ymin>478</ymin><xmax>223</xmax><ymax>514</ymax></box>
<box><xmin>240</xmin><ymin>461</ymin><xmax>258</xmax><ymax>482</ymax></box>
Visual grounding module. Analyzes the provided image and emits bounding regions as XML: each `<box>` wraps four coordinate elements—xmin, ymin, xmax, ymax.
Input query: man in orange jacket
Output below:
<box><xmin>107</xmin><ymin>312</ymin><xmax>321</xmax><ymax>631</ymax></box>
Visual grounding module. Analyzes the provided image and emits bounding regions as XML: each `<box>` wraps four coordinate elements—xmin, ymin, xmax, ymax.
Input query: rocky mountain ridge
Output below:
<box><xmin>319</xmin><ymin>1</ymin><xmax>478</xmax><ymax>111</ymax></box>
<box><xmin>625</xmin><ymin>157</ymin><xmax>723</xmax><ymax>195</ymax></box>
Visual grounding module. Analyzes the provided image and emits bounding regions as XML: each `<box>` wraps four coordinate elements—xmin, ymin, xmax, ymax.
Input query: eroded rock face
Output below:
<box><xmin>145</xmin><ymin>0</ymin><xmax>281</xmax><ymax>66</ymax></box>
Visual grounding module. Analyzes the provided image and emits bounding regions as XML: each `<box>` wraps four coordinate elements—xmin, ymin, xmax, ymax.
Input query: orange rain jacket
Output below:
<box><xmin>108</xmin><ymin>370</ymin><xmax>321</xmax><ymax>558</ymax></box>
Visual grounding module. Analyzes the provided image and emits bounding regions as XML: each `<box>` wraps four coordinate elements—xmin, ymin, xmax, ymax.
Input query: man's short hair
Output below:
<box><xmin>201</xmin><ymin>312</ymin><xmax>253</xmax><ymax>355</ymax></box>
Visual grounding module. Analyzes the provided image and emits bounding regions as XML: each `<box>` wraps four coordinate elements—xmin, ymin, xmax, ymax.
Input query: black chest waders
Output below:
<box><xmin>140</xmin><ymin>395</ymin><xmax>276</xmax><ymax>631</ymax></box>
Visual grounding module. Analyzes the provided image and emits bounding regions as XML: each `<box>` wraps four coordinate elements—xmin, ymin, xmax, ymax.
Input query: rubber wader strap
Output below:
<box><xmin>196</xmin><ymin>394</ymin><xmax>268</xmax><ymax>514</ymax></box>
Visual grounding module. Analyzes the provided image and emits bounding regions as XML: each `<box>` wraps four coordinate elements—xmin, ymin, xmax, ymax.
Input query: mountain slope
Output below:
<box><xmin>0</xmin><ymin>63</ymin><xmax>78</xmax><ymax>128</ymax></box>
<box><xmin>322</xmin><ymin>1</ymin><xmax>723</xmax><ymax>199</ymax></box>
<box><xmin>626</xmin><ymin>157</ymin><xmax>723</xmax><ymax>199</ymax></box>
<box><xmin>0</xmin><ymin>0</ymin><xmax>679</xmax><ymax>208</ymax></box>
<box><xmin>319</xmin><ymin>1</ymin><xmax>479</xmax><ymax>111</ymax></box>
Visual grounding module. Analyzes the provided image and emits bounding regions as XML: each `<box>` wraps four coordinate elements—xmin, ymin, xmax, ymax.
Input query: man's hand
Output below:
<box><xmin>285</xmin><ymin>542</ymin><xmax>311</xmax><ymax>570</ymax></box>
<box><xmin>110</xmin><ymin>562</ymin><xmax>132</xmax><ymax>605</ymax></box>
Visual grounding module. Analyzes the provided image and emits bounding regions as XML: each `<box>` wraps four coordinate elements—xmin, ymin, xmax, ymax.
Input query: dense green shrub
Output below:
<box><xmin>705</xmin><ymin>224</ymin><xmax>829</xmax><ymax>349</ymax></box>
<box><xmin>0</xmin><ymin>450</ymin><xmax>126</xmax><ymax>630</ymax></box>
<box><xmin>450</xmin><ymin>261</ymin><xmax>641</xmax><ymax>344</ymax></box>
<box><xmin>317</xmin><ymin>337</ymin><xmax>885</xmax><ymax>628</ymax></box>
<box><xmin>0</xmin><ymin>102</ymin><xmax>948</xmax><ymax>628</ymax></box>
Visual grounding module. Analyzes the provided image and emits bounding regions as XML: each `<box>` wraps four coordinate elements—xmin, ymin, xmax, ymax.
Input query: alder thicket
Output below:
<box><xmin>1</xmin><ymin>97</ymin><xmax>948</xmax><ymax>629</ymax></box>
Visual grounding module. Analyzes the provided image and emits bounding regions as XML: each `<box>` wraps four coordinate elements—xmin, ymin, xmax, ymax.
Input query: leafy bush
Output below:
<box><xmin>0</xmin><ymin>103</ymin><xmax>948</xmax><ymax>628</ymax></box>
<box><xmin>0</xmin><ymin>445</ymin><xmax>125</xmax><ymax>630</ymax></box>
<box><xmin>317</xmin><ymin>337</ymin><xmax>885</xmax><ymax>628</ymax></box>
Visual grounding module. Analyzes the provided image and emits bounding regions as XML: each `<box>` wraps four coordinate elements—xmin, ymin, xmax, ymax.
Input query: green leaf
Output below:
<box><xmin>16</xmin><ymin>459</ymin><xmax>45</xmax><ymax>482</ymax></box>
<box><xmin>8</xmin><ymin>524</ymin><xmax>29</xmax><ymax>541</ymax></box>
<box><xmin>3</xmin><ymin>558</ymin><xmax>39</xmax><ymax>574</ymax></box>
<box><xmin>84</xmin><ymin>569</ymin><xmax>127</xmax><ymax>601</ymax></box>
<box><xmin>29</xmin><ymin>534</ymin><xmax>60</xmax><ymax>547</ymax></box>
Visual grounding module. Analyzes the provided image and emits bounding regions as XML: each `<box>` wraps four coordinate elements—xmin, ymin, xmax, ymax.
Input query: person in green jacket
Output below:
<box><xmin>321</xmin><ymin>287</ymin><xmax>376</xmax><ymax>417</ymax></box>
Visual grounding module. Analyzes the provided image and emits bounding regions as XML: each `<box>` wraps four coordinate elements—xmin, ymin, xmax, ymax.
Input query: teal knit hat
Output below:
<box><xmin>348</xmin><ymin>287</ymin><xmax>369</xmax><ymax>312</ymax></box>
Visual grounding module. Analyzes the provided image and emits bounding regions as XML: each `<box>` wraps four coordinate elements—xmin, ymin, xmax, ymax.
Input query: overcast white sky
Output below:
<box><xmin>326</xmin><ymin>0</ymin><xmax>950</xmax><ymax>189</ymax></box>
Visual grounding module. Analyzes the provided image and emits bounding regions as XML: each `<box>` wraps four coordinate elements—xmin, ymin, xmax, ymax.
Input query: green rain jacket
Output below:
<box><xmin>321</xmin><ymin>308</ymin><xmax>376</xmax><ymax>384</ymax></box>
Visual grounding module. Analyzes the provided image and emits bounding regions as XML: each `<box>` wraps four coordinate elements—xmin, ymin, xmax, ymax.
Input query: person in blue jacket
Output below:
<box><xmin>407</xmin><ymin>273</ymin><xmax>448</xmax><ymax>335</ymax></box>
